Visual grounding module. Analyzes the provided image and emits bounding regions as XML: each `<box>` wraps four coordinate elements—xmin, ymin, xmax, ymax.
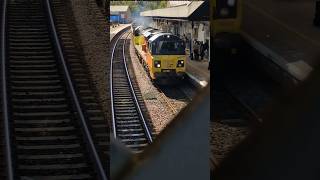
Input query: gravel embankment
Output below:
<box><xmin>211</xmin><ymin>122</ymin><xmax>250</xmax><ymax>163</ymax></box>
<box><xmin>69</xmin><ymin>0</ymin><xmax>111</xmax><ymax>122</ymax></box>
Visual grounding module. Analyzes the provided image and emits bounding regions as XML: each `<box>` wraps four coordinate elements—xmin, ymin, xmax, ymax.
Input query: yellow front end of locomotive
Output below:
<box><xmin>134</xmin><ymin>35</ymin><xmax>145</xmax><ymax>45</ymax></box>
<box><xmin>149</xmin><ymin>55</ymin><xmax>186</xmax><ymax>80</ymax></box>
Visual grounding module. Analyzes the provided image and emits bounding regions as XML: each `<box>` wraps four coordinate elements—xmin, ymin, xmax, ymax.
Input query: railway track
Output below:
<box><xmin>1</xmin><ymin>0</ymin><xmax>107</xmax><ymax>179</ymax></box>
<box><xmin>110</xmin><ymin>30</ymin><xmax>153</xmax><ymax>153</ymax></box>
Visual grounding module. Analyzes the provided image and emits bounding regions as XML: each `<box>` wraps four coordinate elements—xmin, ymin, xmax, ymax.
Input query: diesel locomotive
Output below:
<box><xmin>132</xmin><ymin>26</ymin><xmax>186</xmax><ymax>82</ymax></box>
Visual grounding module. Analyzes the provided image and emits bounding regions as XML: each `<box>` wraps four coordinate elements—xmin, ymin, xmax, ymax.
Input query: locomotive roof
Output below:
<box><xmin>141</xmin><ymin>28</ymin><xmax>154</xmax><ymax>34</ymax></box>
<box><xmin>142</xmin><ymin>29</ymin><xmax>161</xmax><ymax>37</ymax></box>
<box><xmin>149</xmin><ymin>30</ymin><xmax>163</xmax><ymax>36</ymax></box>
<box><xmin>143</xmin><ymin>31</ymin><xmax>153</xmax><ymax>37</ymax></box>
<box><xmin>134</xmin><ymin>26</ymin><xmax>143</xmax><ymax>31</ymax></box>
<box><xmin>134</xmin><ymin>26</ymin><xmax>152</xmax><ymax>31</ymax></box>
<box><xmin>135</xmin><ymin>26</ymin><xmax>153</xmax><ymax>34</ymax></box>
<box><xmin>148</xmin><ymin>33</ymin><xmax>182</xmax><ymax>42</ymax></box>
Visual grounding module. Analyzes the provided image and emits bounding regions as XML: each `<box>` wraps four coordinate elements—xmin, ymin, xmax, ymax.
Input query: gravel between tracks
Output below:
<box><xmin>69</xmin><ymin>0</ymin><xmax>110</xmax><ymax>122</ymax></box>
<box><xmin>211</xmin><ymin>122</ymin><xmax>250</xmax><ymax>163</ymax></box>
<box><xmin>128</xmin><ymin>37</ymin><xmax>180</xmax><ymax>134</ymax></box>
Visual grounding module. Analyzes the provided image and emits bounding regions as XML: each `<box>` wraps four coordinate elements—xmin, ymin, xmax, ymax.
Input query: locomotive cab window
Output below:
<box><xmin>152</xmin><ymin>41</ymin><xmax>185</xmax><ymax>55</ymax></box>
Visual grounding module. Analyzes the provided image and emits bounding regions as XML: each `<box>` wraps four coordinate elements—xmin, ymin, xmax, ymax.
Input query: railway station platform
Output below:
<box><xmin>242</xmin><ymin>0</ymin><xmax>319</xmax><ymax>82</ymax></box>
<box><xmin>110</xmin><ymin>24</ymin><xmax>131</xmax><ymax>40</ymax></box>
<box><xmin>186</xmin><ymin>57</ymin><xmax>210</xmax><ymax>88</ymax></box>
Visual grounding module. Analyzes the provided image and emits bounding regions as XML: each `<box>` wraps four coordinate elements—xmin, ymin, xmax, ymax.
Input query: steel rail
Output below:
<box><xmin>122</xmin><ymin>32</ymin><xmax>153</xmax><ymax>143</ymax></box>
<box><xmin>110</xmin><ymin>31</ymin><xmax>124</xmax><ymax>138</ymax></box>
<box><xmin>44</xmin><ymin>0</ymin><xmax>107</xmax><ymax>179</ymax></box>
<box><xmin>1</xmin><ymin>0</ymin><xmax>13</xmax><ymax>179</ymax></box>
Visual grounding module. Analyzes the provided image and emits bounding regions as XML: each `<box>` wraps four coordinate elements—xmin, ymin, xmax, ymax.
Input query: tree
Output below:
<box><xmin>110</xmin><ymin>1</ymin><xmax>167</xmax><ymax>15</ymax></box>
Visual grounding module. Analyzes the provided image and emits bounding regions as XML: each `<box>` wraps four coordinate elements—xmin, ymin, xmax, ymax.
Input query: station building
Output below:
<box><xmin>110</xmin><ymin>5</ymin><xmax>131</xmax><ymax>24</ymax></box>
<box><xmin>140</xmin><ymin>1</ymin><xmax>210</xmax><ymax>60</ymax></box>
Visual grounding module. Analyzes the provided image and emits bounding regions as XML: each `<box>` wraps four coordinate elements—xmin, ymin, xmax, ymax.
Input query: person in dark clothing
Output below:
<box><xmin>200</xmin><ymin>42</ymin><xmax>205</xmax><ymax>60</ymax></box>
<box><xmin>204</xmin><ymin>41</ymin><xmax>209</xmax><ymax>60</ymax></box>
<box><xmin>189</xmin><ymin>39</ymin><xmax>193</xmax><ymax>60</ymax></box>
<box><xmin>203</xmin><ymin>41</ymin><xmax>208</xmax><ymax>53</ymax></box>
<box><xmin>314</xmin><ymin>0</ymin><xmax>320</xmax><ymax>26</ymax></box>
<box><xmin>193</xmin><ymin>41</ymin><xmax>199</xmax><ymax>60</ymax></box>
<box><xmin>183</xmin><ymin>34</ymin><xmax>188</xmax><ymax>42</ymax></box>
<box><xmin>183</xmin><ymin>34</ymin><xmax>191</xmax><ymax>59</ymax></box>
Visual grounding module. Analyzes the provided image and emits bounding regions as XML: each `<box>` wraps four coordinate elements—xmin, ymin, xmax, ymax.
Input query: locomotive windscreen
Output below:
<box><xmin>152</xmin><ymin>41</ymin><xmax>185</xmax><ymax>55</ymax></box>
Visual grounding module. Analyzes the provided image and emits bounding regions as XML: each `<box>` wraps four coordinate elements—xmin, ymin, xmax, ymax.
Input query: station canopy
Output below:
<box><xmin>110</xmin><ymin>5</ymin><xmax>129</xmax><ymax>15</ymax></box>
<box><xmin>140</xmin><ymin>1</ymin><xmax>209</xmax><ymax>21</ymax></box>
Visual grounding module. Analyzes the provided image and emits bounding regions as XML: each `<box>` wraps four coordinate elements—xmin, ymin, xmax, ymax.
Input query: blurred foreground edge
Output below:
<box><xmin>214</xmin><ymin>60</ymin><xmax>320</xmax><ymax>180</ymax></box>
<box><xmin>111</xmin><ymin>84</ymin><xmax>210</xmax><ymax>180</ymax></box>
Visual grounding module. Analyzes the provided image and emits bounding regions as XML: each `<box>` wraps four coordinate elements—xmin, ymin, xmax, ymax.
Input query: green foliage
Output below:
<box><xmin>110</xmin><ymin>1</ymin><xmax>168</xmax><ymax>14</ymax></box>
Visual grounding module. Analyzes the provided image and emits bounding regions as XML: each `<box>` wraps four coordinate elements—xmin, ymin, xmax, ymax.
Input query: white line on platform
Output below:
<box><xmin>186</xmin><ymin>72</ymin><xmax>208</xmax><ymax>88</ymax></box>
<box><xmin>241</xmin><ymin>31</ymin><xmax>313</xmax><ymax>81</ymax></box>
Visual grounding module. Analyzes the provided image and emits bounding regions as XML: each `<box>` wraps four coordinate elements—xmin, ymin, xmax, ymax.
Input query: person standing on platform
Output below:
<box><xmin>203</xmin><ymin>41</ymin><xmax>209</xmax><ymax>59</ymax></box>
<box><xmin>193</xmin><ymin>41</ymin><xmax>199</xmax><ymax>60</ymax></box>
<box><xmin>192</xmin><ymin>40</ymin><xmax>196</xmax><ymax>60</ymax></box>
<box><xmin>200</xmin><ymin>42</ymin><xmax>205</xmax><ymax>60</ymax></box>
<box><xmin>189</xmin><ymin>38</ymin><xmax>192</xmax><ymax>60</ymax></box>
<box><xmin>183</xmin><ymin>34</ymin><xmax>190</xmax><ymax>59</ymax></box>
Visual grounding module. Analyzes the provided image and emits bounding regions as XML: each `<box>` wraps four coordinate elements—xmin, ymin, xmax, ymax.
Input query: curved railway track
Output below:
<box><xmin>110</xmin><ymin>30</ymin><xmax>153</xmax><ymax>153</ymax></box>
<box><xmin>1</xmin><ymin>0</ymin><xmax>107</xmax><ymax>179</ymax></box>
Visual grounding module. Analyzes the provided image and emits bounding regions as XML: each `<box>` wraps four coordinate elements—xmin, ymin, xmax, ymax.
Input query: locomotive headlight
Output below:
<box><xmin>154</xmin><ymin>60</ymin><xmax>161</xmax><ymax>68</ymax></box>
<box><xmin>177</xmin><ymin>60</ymin><xmax>184</xmax><ymax>67</ymax></box>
